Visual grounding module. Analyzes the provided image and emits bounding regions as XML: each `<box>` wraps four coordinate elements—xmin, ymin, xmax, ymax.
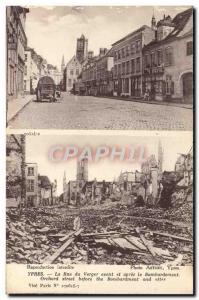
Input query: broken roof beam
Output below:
<box><xmin>43</xmin><ymin>228</ymin><xmax>83</xmax><ymax>264</ymax></box>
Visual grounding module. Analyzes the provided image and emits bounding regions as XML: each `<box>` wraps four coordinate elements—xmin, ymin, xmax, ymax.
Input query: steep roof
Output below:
<box><xmin>143</xmin><ymin>8</ymin><xmax>193</xmax><ymax>50</ymax></box>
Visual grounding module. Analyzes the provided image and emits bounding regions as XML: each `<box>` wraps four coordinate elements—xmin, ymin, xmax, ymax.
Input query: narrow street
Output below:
<box><xmin>8</xmin><ymin>93</ymin><xmax>192</xmax><ymax>130</ymax></box>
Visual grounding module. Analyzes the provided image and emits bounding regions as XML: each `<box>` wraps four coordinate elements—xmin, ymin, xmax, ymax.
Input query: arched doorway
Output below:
<box><xmin>181</xmin><ymin>72</ymin><xmax>193</xmax><ymax>103</ymax></box>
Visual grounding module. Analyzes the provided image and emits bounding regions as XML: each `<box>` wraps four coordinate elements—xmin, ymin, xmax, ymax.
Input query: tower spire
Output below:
<box><xmin>151</xmin><ymin>8</ymin><xmax>156</xmax><ymax>30</ymax></box>
<box><xmin>61</xmin><ymin>54</ymin><xmax>65</xmax><ymax>72</ymax></box>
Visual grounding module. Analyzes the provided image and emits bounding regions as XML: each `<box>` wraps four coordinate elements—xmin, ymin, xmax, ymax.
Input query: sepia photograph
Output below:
<box><xmin>6</xmin><ymin>133</ymin><xmax>193</xmax><ymax>266</ymax></box>
<box><xmin>6</xmin><ymin>6</ymin><xmax>193</xmax><ymax>130</ymax></box>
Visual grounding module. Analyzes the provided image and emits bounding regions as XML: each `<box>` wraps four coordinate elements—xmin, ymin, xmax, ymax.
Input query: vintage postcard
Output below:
<box><xmin>6</xmin><ymin>131</ymin><xmax>193</xmax><ymax>294</ymax></box>
<box><xmin>5</xmin><ymin>4</ymin><xmax>194</xmax><ymax>296</ymax></box>
<box><xmin>6</xmin><ymin>6</ymin><xmax>193</xmax><ymax>130</ymax></box>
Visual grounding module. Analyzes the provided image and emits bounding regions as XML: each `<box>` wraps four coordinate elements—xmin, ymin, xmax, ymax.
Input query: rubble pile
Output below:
<box><xmin>6</xmin><ymin>198</ymin><xmax>193</xmax><ymax>265</ymax></box>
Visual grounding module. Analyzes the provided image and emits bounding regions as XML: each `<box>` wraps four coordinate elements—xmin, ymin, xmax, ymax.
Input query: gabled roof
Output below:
<box><xmin>143</xmin><ymin>8</ymin><xmax>193</xmax><ymax>50</ymax></box>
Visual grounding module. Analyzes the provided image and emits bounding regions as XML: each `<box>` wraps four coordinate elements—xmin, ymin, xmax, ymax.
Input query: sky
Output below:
<box><xmin>25</xmin><ymin>6</ymin><xmax>190</xmax><ymax>69</ymax></box>
<box><xmin>25</xmin><ymin>133</ymin><xmax>192</xmax><ymax>195</ymax></box>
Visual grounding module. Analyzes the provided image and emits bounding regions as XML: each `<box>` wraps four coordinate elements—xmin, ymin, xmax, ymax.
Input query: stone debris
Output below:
<box><xmin>6</xmin><ymin>199</ymin><xmax>193</xmax><ymax>265</ymax></box>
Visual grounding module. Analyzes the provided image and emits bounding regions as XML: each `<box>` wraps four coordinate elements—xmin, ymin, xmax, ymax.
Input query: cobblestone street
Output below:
<box><xmin>8</xmin><ymin>93</ymin><xmax>193</xmax><ymax>130</ymax></box>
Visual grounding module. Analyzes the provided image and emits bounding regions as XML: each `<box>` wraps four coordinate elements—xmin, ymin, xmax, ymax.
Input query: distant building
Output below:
<box><xmin>81</xmin><ymin>48</ymin><xmax>114</xmax><ymax>96</ymax></box>
<box><xmin>175</xmin><ymin>147</ymin><xmax>193</xmax><ymax>186</ymax></box>
<box><xmin>112</xmin><ymin>25</ymin><xmax>155</xmax><ymax>97</ymax></box>
<box><xmin>76</xmin><ymin>34</ymin><xmax>88</xmax><ymax>63</ymax></box>
<box><xmin>6</xmin><ymin>6</ymin><xmax>29</xmax><ymax>102</ymax></box>
<box><xmin>142</xmin><ymin>8</ymin><xmax>193</xmax><ymax>102</ymax></box>
<box><xmin>38</xmin><ymin>175</ymin><xmax>53</xmax><ymax>206</ymax></box>
<box><xmin>24</xmin><ymin>48</ymin><xmax>40</xmax><ymax>94</ymax></box>
<box><xmin>25</xmin><ymin>163</ymin><xmax>38</xmax><ymax>207</ymax></box>
<box><xmin>6</xmin><ymin>135</ymin><xmax>26</xmax><ymax>207</ymax></box>
<box><xmin>64</xmin><ymin>56</ymin><xmax>82</xmax><ymax>91</ymax></box>
<box><xmin>64</xmin><ymin>34</ymin><xmax>89</xmax><ymax>92</ymax></box>
<box><xmin>47</xmin><ymin>64</ymin><xmax>63</xmax><ymax>86</ymax></box>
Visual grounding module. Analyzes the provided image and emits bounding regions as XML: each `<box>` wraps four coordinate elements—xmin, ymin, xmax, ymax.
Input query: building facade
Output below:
<box><xmin>24</xmin><ymin>48</ymin><xmax>40</xmax><ymax>94</ymax></box>
<box><xmin>25</xmin><ymin>163</ymin><xmax>38</xmax><ymax>207</ymax></box>
<box><xmin>112</xmin><ymin>25</ymin><xmax>155</xmax><ymax>97</ymax></box>
<box><xmin>64</xmin><ymin>56</ymin><xmax>82</xmax><ymax>92</ymax></box>
<box><xmin>81</xmin><ymin>48</ymin><xmax>114</xmax><ymax>96</ymax></box>
<box><xmin>6</xmin><ymin>135</ymin><xmax>26</xmax><ymax>207</ymax></box>
<box><xmin>142</xmin><ymin>8</ymin><xmax>193</xmax><ymax>102</ymax></box>
<box><xmin>6</xmin><ymin>6</ymin><xmax>29</xmax><ymax>101</ymax></box>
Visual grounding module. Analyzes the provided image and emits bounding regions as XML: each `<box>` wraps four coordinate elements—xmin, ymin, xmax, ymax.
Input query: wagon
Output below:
<box><xmin>36</xmin><ymin>76</ymin><xmax>56</xmax><ymax>102</ymax></box>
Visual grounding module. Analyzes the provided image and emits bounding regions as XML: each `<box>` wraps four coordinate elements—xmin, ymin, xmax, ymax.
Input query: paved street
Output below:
<box><xmin>8</xmin><ymin>93</ymin><xmax>193</xmax><ymax>130</ymax></box>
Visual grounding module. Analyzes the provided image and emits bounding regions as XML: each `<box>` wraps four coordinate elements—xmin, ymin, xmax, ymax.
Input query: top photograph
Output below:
<box><xmin>6</xmin><ymin>6</ymin><xmax>193</xmax><ymax>130</ymax></box>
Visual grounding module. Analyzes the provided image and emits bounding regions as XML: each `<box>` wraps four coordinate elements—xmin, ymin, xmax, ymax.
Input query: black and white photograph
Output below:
<box><xmin>6</xmin><ymin>133</ymin><xmax>193</xmax><ymax>266</ymax></box>
<box><xmin>6</xmin><ymin>6</ymin><xmax>193</xmax><ymax>130</ymax></box>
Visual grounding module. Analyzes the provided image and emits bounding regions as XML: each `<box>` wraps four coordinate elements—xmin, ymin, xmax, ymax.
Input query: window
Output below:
<box><xmin>136</xmin><ymin>57</ymin><xmax>141</xmax><ymax>73</ymax></box>
<box><xmin>166</xmin><ymin>75</ymin><xmax>173</xmax><ymax>94</ymax></box>
<box><xmin>76</xmin><ymin>69</ymin><xmax>79</xmax><ymax>75</ymax></box>
<box><xmin>122</xmin><ymin>62</ymin><xmax>125</xmax><ymax>75</ymax></box>
<box><xmin>27</xmin><ymin>179</ymin><xmax>34</xmax><ymax>192</ymax></box>
<box><xmin>122</xmin><ymin>48</ymin><xmax>125</xmax><ymax>58</ymax></box>
<box><xmin>131</xmin><ymin>59</ymin><xmax>135</xmax><ymax>74</ymax></box>
<box><xmin>118</xmin><ymin>64</ymin><xmax>121</xmax><ymax>75</ymax></box>
<box><xmin>25</xmin><ymin>54</ymin><xmax>27</xmax><ymax>61</ymax></box>
<box><xmin>165</xmin><ymin>47</ymin><xmax>173</xmax><ymax>65</ymax></box>
<box><xmin>136</xmin><ymin>40</ymin><xmax>141</xmax><ymax>53</ymax></box>
<box><xmin>68</xmin><ymin>78</ymin><xmax>72</xmax><ymax>86</ymax></box>
<box><xmin>126</xmin><ymin>46</ymin><xmax>130</xmax><ymax>57</ymax></box>
<box><xmin>131</xmin><ymin>43</ymin><xmax>135</xmax><ymax>55</ymax></box>
<box><xmin>186</xmin><ymin>41</ymin><xmax>193</xmax><ymax>56</ymax></box>
<box><xmin>70</xmin><ymin>69</ymin><xmax>73</xmax><ymax>75</ymax></box>
<box><xmin>28</xmin><ymin>167</ymin><xmax>34</xmax><ymax>176</ymax></box>
<box><xmin>24</xmin><ymin>80</ymin><xmax>26</xmax><ymax>91</ymax></box>
<box><xmin>157</xmin><ymin>49</ymin><xmax>163</xmax><ymax>66</ymax></box>
<box><xmin>24</xmin><ymin>65</ymin><xmax>27</xmax><ymax>75</ymax></box>
<box><xmin>118</xmin><ymin>50</ymin><xmax>121</xmax><ymax>59</ymax></box>
<box><xmin>151</xmin><ymin>52</ymin><xmax>156</xmax><ymax>66</ymax></box>
<box><xmin>126</xmin><ymin>61</ymin><xmax>130</xmax><ymax>74</ymax></box>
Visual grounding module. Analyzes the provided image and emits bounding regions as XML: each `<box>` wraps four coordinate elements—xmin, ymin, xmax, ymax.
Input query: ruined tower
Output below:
<box><xmin>158</xmin><ymin>140</ymin><xmax>164</xmax><ymax>174</ymax></box>
<box><xmin>77</xmin><ymin>158</ymin><xmax>88</xmax><ymax>181</ymax></box>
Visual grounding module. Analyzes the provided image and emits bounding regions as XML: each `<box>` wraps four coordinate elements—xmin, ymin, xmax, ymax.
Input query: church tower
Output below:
<box><xmin>158</xmin><ymin>140</ymin><xmax>163</xmax><ymax>174</ymax></box>
<box><xmin>61</xmin><ymin>55</ymin><xmax>65</xmax><ymax>73</ymax></box>
<box><xmin>76</xmin><ymin>34</ymin><xmax>88</xmax><ymax>63</ymax></box>
<box><xmin>151</xmin><ymin>9</ymin><xmax>157</xmax><ymax>30</ymax></box>
<box><xmin>77</xmin><ymin>158</ymin><xmax>88</xmax><ymax>181</ymax></box>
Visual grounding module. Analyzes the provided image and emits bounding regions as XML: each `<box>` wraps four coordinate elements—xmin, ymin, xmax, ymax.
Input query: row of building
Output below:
<box><xmin>6</xmin><ymin>135</ymin><xmax>57</xmax><ymax>208</ymax></box>
<box><xmin>64</xmin><ymin>8</ymin><xmax>193</xmax><ymax>103</ymax></box>
<box><xmin>6</xmin><ymin>6</ymin><xmax>63</xmax><ymax>102</ymax></box>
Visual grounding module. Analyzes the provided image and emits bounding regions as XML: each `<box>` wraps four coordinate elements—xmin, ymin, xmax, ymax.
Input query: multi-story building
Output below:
<box><xmin>64</xmin><ymin>56</ymin><xmax>82</xmax><ymax>92</ymax></box>
<box><xmin>142</xmin><ymin>8</ymin><xmax>193</xmax><ymax>102</ymax></box>
<box><xmin>25</xmin><ymin>163</ymin><xmax>38</xmax><ymax>207</ymax></box>
<box><xmin>112</xmin><ymin>25</ymin><xmax>155</xmax><ymax>97</ymax></box>
<box><xmin>24</xmin><ymin>47</ymin><xmax>40</xmax><ymax>94</ymax></box>
<box><xmin>81</xmin><ymin>48</ymin><xmax>114</xmax><ymax>96</ymax></box>
<box><xmin>6</xmin><ymin>135</ymin><xmax>26</xmax><ymax>207</ymax></box>
<box><xmin>47</xmin><ymin>64</ymin><xmax>63</xmax><ymax>86</ymax></box>
<box><xmin>175</xmin><ymin>147</ymin><xmax>193</xmax><ymax>186</ymax></box>
<box><xmin>6</xmin><ymin>6</ymin><xmax>29</xmax><ymax>102</ymax></box>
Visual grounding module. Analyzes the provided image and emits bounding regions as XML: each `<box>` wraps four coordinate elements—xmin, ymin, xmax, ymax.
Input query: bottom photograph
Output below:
<box><xmin>6</xmin><ymin>132</ymin><xmax>193</xmax><ymax>294</ymax></box>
